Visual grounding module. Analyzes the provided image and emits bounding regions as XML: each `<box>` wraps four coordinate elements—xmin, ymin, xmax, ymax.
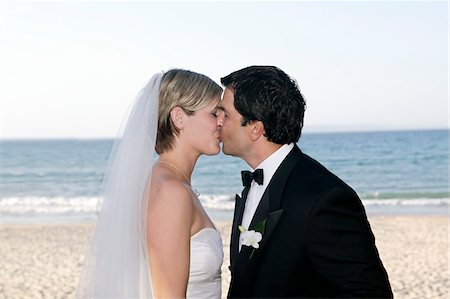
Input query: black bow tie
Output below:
<box><xmin>241</xmin><ymin>169</ymin><xmax>264</xmax><ymax>187</ymax></box>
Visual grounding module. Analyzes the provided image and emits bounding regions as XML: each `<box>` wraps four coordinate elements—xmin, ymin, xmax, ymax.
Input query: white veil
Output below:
<box><xmin>77</xmin><ymin>73</ymin><xmax>162</xmax><ymax>298</ymax></box>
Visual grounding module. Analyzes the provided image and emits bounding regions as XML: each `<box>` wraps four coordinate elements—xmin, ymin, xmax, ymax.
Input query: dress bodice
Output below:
<box><xmin>186</xmin><ymin>227</ymin><xmax>223</xmax><ymax>299</ymax></box>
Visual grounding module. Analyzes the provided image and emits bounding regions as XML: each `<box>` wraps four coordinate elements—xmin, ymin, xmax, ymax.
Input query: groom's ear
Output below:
<box><xmin>170</xmin><ymin>107</ymin><xmax>185</xmax><ymax>130</ymax></box>
<box><xmin>249</xmin><ymin>121</ymin><xmax>265</xmax><ymax>141</ymax></box>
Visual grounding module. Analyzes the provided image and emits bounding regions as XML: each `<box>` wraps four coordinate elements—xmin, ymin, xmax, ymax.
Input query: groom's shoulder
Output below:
<box><xmin>290</xmin><ymin>148</ymin><xmax>331</xmax><ymax>178</ymax></box>
<box><xmin>290</xmin><ymin>148</ymin><xmax>354</xmax><ymax>193</ymax></box>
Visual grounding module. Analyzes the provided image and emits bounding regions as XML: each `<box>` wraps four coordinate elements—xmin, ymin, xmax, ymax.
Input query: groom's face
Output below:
<box><xmin>217</xmin><ymin>88</ymin><xmax>252</xmax><ymax>158</ymax></box>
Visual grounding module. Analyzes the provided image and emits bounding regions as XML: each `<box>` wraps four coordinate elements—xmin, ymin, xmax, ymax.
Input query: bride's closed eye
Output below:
<box><xmin>210</xmin><ymin>108</ymin><xmax>219</xmax><ymax>118</ymax></box>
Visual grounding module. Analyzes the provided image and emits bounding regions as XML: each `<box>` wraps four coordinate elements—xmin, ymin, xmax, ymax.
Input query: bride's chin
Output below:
<box><xmin>204</xmin><ymin>145</ymin><xmax>220</xmax><ymax>156</ymax></box>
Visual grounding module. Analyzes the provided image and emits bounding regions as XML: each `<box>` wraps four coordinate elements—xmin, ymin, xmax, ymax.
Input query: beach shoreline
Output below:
<box><xmin>0</xmin><ymin>215</ymin><xmax>448</xmax><ymax>299</ymax></box>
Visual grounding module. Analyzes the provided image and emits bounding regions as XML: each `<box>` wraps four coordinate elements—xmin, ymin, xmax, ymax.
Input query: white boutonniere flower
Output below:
<box><xmin>238</xmin><ymin>219</ymin><xmax>267</xmax><ymax>259</ymax></box>
<box><xmin>239</xmin><ymin>226</ymin><xmax>262</xmax><ymax>249</ymax></box>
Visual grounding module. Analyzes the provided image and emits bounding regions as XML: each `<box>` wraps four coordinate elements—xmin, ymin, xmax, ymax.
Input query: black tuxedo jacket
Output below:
<box><xmin>228</xmin><ymin>145</ymin><xmax>392</xmax><ymax>298</ymax></box>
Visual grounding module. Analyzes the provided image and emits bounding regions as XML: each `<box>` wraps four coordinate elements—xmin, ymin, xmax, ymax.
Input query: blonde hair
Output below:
<box><xmin>156</xmin><ymin>69</ymin><xmax>222</xmax><ymax>154</ymax></box>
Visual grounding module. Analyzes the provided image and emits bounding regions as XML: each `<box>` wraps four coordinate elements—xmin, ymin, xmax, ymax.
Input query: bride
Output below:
<box><xmin>77</xmin><ymin>69</ymin><xmax>224</xmax><ymax>298</ymax></box>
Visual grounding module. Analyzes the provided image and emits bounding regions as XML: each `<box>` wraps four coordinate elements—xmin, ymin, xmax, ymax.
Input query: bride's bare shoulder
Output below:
<box><xmin>148</xmin><ymin>165</ymin><xmax>193</xmax><ymax>208</ymax></box>
<box><xmin>146</xmin><ymin>165</ymin><xmax>193</xmax><ymax>236</ymax></box>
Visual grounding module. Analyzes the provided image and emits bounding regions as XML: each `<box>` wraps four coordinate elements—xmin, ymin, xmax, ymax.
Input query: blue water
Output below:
<box><xmin>0</xmin><ymin>129</ymin><xmax>448</xmax><ymax>222</ymax></box>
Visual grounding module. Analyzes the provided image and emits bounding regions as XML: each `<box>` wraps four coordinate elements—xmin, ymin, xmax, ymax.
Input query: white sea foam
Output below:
<box><xmin>1</xmin><ymin>195</ymin><xmax>448</xmax><ymax>219</ymax></box>
<box><xmin>0</xmin><ymin>195</ymin><xmax>237</xmax><ymax>218</ymax></box>
<box><xmin>362</xmin><ymin>198</ymin><xmax>450</xmax><ymax>206</ymax></box>
<box><xmin>0</xmin><ymin>196</ymin><xmax>100</xmax><ymax>216</ymax></box>
<box><xmin>198</xmin><ymin>194</ymin><xmax>235</xmax><ymax>211</ymax></box>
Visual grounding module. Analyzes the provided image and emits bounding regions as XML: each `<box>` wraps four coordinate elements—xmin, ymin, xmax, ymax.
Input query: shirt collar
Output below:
<box><xmin>252</xmin><ymin>143</ymin><xmax>294</xmax><ymax>187</ymax></box>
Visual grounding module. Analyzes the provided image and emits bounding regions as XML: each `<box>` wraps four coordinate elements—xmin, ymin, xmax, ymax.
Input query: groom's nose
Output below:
<box><xmin>216</xmin><ymin>111</ymin><xmax>224</xmax><ymax>127</ymax></box>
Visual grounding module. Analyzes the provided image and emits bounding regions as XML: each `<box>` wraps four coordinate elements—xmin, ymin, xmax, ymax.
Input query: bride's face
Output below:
<box><xmin>183</xmin><ymin>98</ymin><xmax>221</xmax><ymax>156</ymax></box>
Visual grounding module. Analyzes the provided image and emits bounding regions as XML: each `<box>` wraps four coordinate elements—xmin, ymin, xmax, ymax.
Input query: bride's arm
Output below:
<box><xmin>146</xmin><ymin>180</ymin><xmax>193</xmax><ymax>298</ymax></box>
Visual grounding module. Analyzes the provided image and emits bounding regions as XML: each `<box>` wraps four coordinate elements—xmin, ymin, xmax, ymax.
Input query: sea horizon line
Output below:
<box><xmin>1</xmin><ymin>127</ymin><xmax>448</xmax><ymax>141</ymax></box>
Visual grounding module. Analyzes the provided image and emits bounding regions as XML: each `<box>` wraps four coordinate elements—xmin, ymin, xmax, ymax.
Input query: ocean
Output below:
<box><xmin>0</xmin><ymin>129</ymin><xmax>448</xmax><ymax>223</ymax></box>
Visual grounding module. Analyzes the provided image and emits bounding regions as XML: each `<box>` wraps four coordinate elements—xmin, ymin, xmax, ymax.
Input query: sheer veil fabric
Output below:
<box><xmin>77</xmin><ymin>73</ymin><xmax>162</xmax><ymax>298</ymax></box>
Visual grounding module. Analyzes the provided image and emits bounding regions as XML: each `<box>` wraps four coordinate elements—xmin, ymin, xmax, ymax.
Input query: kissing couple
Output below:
<box><xmin>77</xmin><ymin>66</ymin><xmax>392</xmax><ymax>298</ymax></box>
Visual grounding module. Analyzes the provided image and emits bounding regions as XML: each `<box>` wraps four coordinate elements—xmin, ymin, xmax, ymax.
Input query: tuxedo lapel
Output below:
<box><xmin>262</xmin><ymin>208</ymin><xmax>284</xmax><ymax>240</ymax></box>
<box><xmin>235</xmin><ymin>190</ymin><xmax>283</xmax><ymax>266</ymax></box>
<box><xmin>230</xmin><ymin>186</ymin><xmax>250</xmax><ymax>267</ymax></box>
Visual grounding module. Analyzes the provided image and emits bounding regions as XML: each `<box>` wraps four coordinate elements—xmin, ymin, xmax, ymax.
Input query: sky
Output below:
<box><xmin>0</xmin><ymin>0</ymin><xmax>448</xmax><ymax>139</ymax></box>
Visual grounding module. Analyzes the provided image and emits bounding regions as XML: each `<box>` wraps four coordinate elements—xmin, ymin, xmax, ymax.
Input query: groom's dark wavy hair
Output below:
<box><xmin>221</xmin><ymin>66</ymin><xmax>306</xmax><ymax>144</ymax></box>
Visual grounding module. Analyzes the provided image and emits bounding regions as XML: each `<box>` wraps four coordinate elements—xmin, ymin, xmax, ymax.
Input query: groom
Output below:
<box><xmin>217</xmin><ymin>66</ymin><xmax>392</xmax><ymax>298</ymax></box>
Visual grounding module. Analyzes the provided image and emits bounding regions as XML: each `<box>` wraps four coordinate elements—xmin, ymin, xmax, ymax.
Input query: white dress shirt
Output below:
<box><xmin>239</xmin><ymin>143</ymin><xmax>294</xmax><ymax>251</ymax></box>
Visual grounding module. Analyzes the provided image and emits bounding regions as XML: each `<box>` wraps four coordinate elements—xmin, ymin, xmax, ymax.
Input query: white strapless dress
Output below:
<box><xmin>186</xmin><ymin>227</ymin><xmax>223</xmax><ymax>299</ymax></box>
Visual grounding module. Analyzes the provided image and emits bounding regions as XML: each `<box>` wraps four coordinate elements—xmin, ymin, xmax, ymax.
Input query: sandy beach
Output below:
<box><xmin>0</xmin><ymin>215</ymin><xmax>448</xmax><ymax>299</ymax></box>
